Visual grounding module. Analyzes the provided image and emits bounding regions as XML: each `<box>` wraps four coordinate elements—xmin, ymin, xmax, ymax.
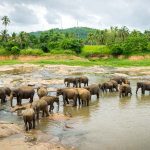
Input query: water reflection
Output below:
<box><xmin>119</xmin><ymin>96</ymin><xmax>131</xmax><ymax>108</ymax></box>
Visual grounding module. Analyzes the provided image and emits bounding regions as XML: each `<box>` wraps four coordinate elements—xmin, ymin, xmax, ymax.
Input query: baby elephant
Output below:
<box><xmin>119</xmin><ymin>84</ymin><xmax>132</xmax><ymax>98</ymax></box>
<box><xmin>32</xmin><ymin>99</ymin><xmax>49</xmax><ymax>120</ymax></box>
<box><xmin>41</xmin><ymin>96</ymin><xmax>59</xmax><ymax>113</ymax></box>
<box><xmin>37</xmin><ymin>86</ymin><xmax>48</xmax><ymax>99</ymax></box>
<box><xmin>22</xmin><ymin>108</ymin><xmax>35</xmax><ymax>131</ymax></box>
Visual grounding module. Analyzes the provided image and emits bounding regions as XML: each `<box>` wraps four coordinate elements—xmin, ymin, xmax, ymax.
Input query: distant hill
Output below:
<box><xmin>30</xmin><ymin>27</ymin><xmax>97</xmax><ymax>40</ymax></box>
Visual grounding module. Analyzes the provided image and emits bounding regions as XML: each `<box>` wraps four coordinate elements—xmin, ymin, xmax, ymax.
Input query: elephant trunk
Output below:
<box><xmin>9</xmin><ymin>94</ymin><xmax>13</xmax><ymax>107</ymax></box>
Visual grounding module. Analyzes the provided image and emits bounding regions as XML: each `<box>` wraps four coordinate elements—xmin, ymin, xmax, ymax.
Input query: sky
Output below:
<box><xmin>0</xmin><ymin>0</ymin><xmax>150</xmax><ymax>33</ymax></box>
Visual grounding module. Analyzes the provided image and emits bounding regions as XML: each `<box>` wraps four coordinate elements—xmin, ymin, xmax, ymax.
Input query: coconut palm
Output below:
<box><xmin>1</xmin><ymin>16</ymin><xmax>10</xmax><ymax>30</ymax></box>
<box><xmin>1</xmin><ymin>29</ymin><xmax>9</xmax><ymax>42</ymax></box>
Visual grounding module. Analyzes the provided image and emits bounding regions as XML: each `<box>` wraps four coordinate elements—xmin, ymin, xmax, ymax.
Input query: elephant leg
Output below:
<box><xmin>97</xmin><ymin>93</ymin><xmax>99</xmax><ymax>99</ymax></box>
<box><xmin>29</xmin><ymin>96</ymin><xmax>33</xmax><ymax>103</ymax></box>
<box><xmin>37</xmin><ymin>112</ymin><xmax>39</xmax><ymax>120</ymax></box>
<box><xmin>73</xmin><ymin>98</ymin><xmax>77</xmax><ymax>107</ymax></box>
<box><xmin>25</xmin><ymin>121</ymin><xmax>28</xmax><ymax>131</ymax></box>
<box><xmin>33</xmin><ymin>117</ymin><xmax>35</xmax><ymax>129</ymax></box>
<box><xmin>119</xmin><ymin>92</ymin><xmax>122</xmax><ymax>98</ymax></box>
<box><xmin>78</xmin><ymin>97</ymin><xmax>81</xmax><ymax>105</ymax></box>
<box><xmin>45</xmin><ymin>106</ymin><xmax>49</xmax><ymax>117</ymax></box>
<box><xmin>29</xmin><ymin>122</ymin><xmax>32</xmax><ymax>130</ymax></box>
<box><xmin>42</xmin><ymin>110</ymin><xmax>44</xmax><ymax>117</ymax></box>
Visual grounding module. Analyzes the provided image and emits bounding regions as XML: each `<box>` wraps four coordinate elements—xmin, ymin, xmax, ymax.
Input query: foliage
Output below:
<box><xmin>110</xmin><ymin>44</ymin><xmax>123</xmax><ymax>56</ymax></box>
<box><xmin>11</xmin><ymin>46</ymin><xmax>20</xmax><ymax>55</ymax></box>
<box><xmin>20</xmin><ymin>48</ymin><xmax>44</xmax><ymax>55</ymax></box>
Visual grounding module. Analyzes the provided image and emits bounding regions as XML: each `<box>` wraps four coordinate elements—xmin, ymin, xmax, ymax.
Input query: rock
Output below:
<box><xmin>48</xmin><ymin>113</ymin><xmax>70</xmax><ymax>121</ymax></box>
<box><xmin>0</xmin><ymin>121</ymin><xmax>22</xmax><ymax>138</ymax></box>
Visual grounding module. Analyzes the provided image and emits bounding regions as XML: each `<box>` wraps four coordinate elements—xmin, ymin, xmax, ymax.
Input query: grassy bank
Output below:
<box><xmin>0</xmin><ymin>56</ymin><xmax>149</xmax><ymax>67</ymax></box>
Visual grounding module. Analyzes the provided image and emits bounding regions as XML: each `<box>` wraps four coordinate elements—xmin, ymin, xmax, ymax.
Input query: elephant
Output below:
<box><xmin>136</xmin><ymin>82</ymin><xmax>150</xmax><ymax>95</ymax></box>
<box><xmin>76</xmin><ymin>88</ymin><xmax>91</xmax><ymax>106</ymax></box>
<box><xmin>37</xmin><ymin>86</ymin><xmax>48</xmax><ymax>99</ymax></box>
<box><xmin>119</xmin><ymin>84</ymin><xmax>132</xmax><ymax>97</ymax></box>
<box><xmin>32</xmin><ymin>99</ymin><xmax>49</xmax><ymax>120</ymax></box>
<box><xmin>64</xmin><ymin>77</ymin><xmax>78</xmax><ymax>87</ymax></box>
<box><xmin>76</xmin><ymin>76</ymin><xmax>89</xmax><ymax>88</ymax></box>
<box><xmin>101</xmin><ymin>81</ymin><xmax>113</xmax><ymax>93</ymax></box>
<box><xmin>111</xmin><ymin>77</ymin><xmax>126</xmax><ymax>85</ymax></box>
<box><xmin>110</xmin><ymin>80</ymin><xmax>118</xmax><ymax>91</ymax></box>
<box><xmin>57</xmin><ymin>88</ymin><xmax>78</xmax><ymax>106</ymax></box>
<box><xmin>22</xmin><ymin>108</ymin><xmax>35</xmax><ymax>131</ymax></box>
<box><xmin>10</xmin><ymin>86</ymin><xmax>35</xmax><ymax>107</ymax></box>
<box><xmin>85</xmin><ymin>84</ymin><xmax>100</xmax><ymax>98</ymax></box>
<box><xmin>41</xmin><ymin>96</ymin><xmax>59</xmax><ymax>113</ymax></box>
<box><xmin>0</xmin><ymin>87</ymin><xmax>11</xmax><ymax>103</ymax></box>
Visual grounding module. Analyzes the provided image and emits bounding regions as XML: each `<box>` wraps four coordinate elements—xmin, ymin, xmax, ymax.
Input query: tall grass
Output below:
<box><xmin>20</xmin><ymin>48</ymin><xmax>44</xmax><ymax>56</ymax></box>
<box><xmin>81</xmin><ymin>45</ymin><xmax>111</xmax><ymax>57</ymax></box>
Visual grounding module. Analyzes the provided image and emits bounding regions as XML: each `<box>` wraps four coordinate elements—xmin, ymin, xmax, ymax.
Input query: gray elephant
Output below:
<box><xmin>22</xmin><ymin>108</ymin><xmax>35</xmax><ymax>131</ymax></box>
<box><xmin>37</xmin><ymin>86</ymin><xmax>48</xmax><ymax>99</ymax></box>
<box><xmin>32</xmin><ymin>99</ymin><xmax>49</xmax><ymax>120</ymax></box>
<box><xmin>64</xmin><ymin>77</ymin><xmax>78</xmax><ymax>87</ymax></box>
<box><xmin>76</xmin><ymin>76</ymin><xmax>89</xmax><ymax>88</ymax></box>
<box><xmin>0</xmin><ymin>87</ymin><xmax>11</xmax><ymax>103</ymax></box>
<box><xmin>119</xmin><ymin>84</ymin><xmax>132</xmax><ymax>97</ymax></box>
<box><xmin>57</xmin><ymin>88</ymin><xmax>78</xmax><ymax>106</ymax></box>
<box><xmin>41</xmin><ymin>96</ymin><xmax>59</xmax><ymax>113</ymax></box>
<box><xmin>110</xmin><ymin>80</ymin><xmax>118</xmax><ymax>91</ymax></box>
<box><xmin>10</xmin><ymin>86</ymin><xmax>35</xmax><ymax>107</ymax></box>
<box><xmin>111</xmin><ymin>77</ymin><xmax>126</xmax><ymax>85</ymax></box>
<box><xmin>136</xmin><ymin>82</ymin><xmax>150</xmax><ymax>95</ymax></box>
<box><xmin>101</xmin><ymin>81</ymin><xmax>113</xmax><ymax>93</ymax></box>
<box><xmin>85</xmin><ymin>84</ymin><xmax>100</xmax><ymax>98</ymax></box>
<box><xmin>76</xmin><ymin>88</ymin><xmax>91</xmax><ymax>106</ymax></box>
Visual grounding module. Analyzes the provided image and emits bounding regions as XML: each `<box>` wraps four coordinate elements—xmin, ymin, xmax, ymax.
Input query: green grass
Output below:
<box><xmin>0</xmin><ymin>60</ymin><xmax>21</xmax><ymax>66</ymax></box>
<box><xmin>30</xmin><ymin>58</ymin><xmax>150</xmax><ymax>67</ymax></box>
<box><xmin>20</xmin><ymin>48</ymin><xmax>44</xmax><ymax>56</ymax></box>
<box><xmin>81</xmin><ymin>45</ymin><xmax>111</xmax><ymax>57</ymax></box>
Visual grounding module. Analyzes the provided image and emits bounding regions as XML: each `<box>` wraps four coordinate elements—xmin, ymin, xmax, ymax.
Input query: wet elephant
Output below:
<box><xmin>0</xmin><ymin>87</ymin><xmax>11</xmax><ymax>103</ymax></box>
<box><xmin>101</xmin><ymin>81</ymin><xmax>113</xmax><ymax>93</ymax></box>
<box><xmin>37</xmin><ymin>86</ymin><xmax>48</xmax><ymax>99</ymax></box>
<box><xmin>57</xmin><ymin>88</ymin><xmax>78</xmax><ymax>106</ymax></box>
<box><xmin>64</xmin><ymin>77</ymin><xmax>78</xmax><ymax>87</ymax></box>
<box><xmin>85</xmin><ymin>84</ymin><xmax>100</xmax><ymax>98</ymax></box>
<box><xmin>110</xmin><ymin>80</ymin><xmax>118</xmax><ymax>91</ymax></box>
<box><xmin>119</xmin><ymin>84</ymin><xmax>132</xmax><ymax>97</ymax></box>
<box><xmin>76</xmin><ymin>88</ymin><xmax>91</xmax><ymax>106</ymax></box>
<box><xmin>111</xmin><ymin>77</ymin><xmax>126</xmax><ymax>85</ymax></box>
<box><xmin>32</xmin><ymin>99</ymin><xmax>49</xmax><ymax>120</ymax></box>
<box><xmin>76</xmin><ymin>76</ymin><xmax>89</xmax><ymax>88</ymax></box>
<box><xmin>41</xmin><ymin>96</ymin><xmax>59</xmax><ymax>113</ymax></box>
<box><xmin>22</xmin><ymin>108</ymin><xmax>35</xmax><ymax>131</ymax></box>
<box><xmin>10</xmin><ymin>86</ymin><xmax>35</xmax><ymax>107</ymax></box>
<box><xmin>136</xmin><ymin>82</ymin><xmax>150</xmax><ymax>95</ymax></box>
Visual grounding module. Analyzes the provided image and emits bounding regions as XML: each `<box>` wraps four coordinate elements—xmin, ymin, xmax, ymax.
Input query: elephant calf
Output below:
<box><xmin>41</xmin><ymin>96</ymin><xmax>59</xmax><ymax>113</ymax></box>
<box><xmin>22</xmin><ymin>108</ymin><xmax>35</xmax><ymax>131</ymax></box>
<box><xmin>76</xmin><ymin>88</ymin><xmax>91</xmax><ymax>106</ymax></box>
<box><xmin>57</xmin><ymin>88</ymin><xmax>78</xmax><ymax>106</ymax></box>
<box><xmin>119</xmin><ymin>84</ymin><xmax>132</xmax><ymax>98</ymax></box>
<box><xmin>37</xmin><ymin>86</ymin><xmax>48</xmax><ymax>99</ymax></box>
<box><xmin>85</xmin><ymin>84</ymin><xmax>100</xmax><ymax>98</ymax></box>
<box><xmin>32</xmin><ymin>99</ymin><xmax>49</xmax><ymax>120</ymax></box>
<box><xmin>0</xmin><ymin>87</ymin><xmax>11</xmax><ymax>103</ymax></box>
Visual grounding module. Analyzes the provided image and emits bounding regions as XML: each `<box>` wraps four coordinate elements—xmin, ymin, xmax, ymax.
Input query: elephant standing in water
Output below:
<box><xmin>0</xmin><ymin>87</ymin><xmax>11</xmax><ymax>103</ymax></box>
<box><xmin>76</xmin><ymin>76</ymin><xmax>89</xmax><ymax>88</ymax></box>
<box><xmin>64</xmin><ymin>77</ymin><xmax>78</xmax><ymax>87</ymax></box>
<box><xmin>22</xmin><ymin>108</ymin><xmax>35</xmax><ymax>131</ymax></box>
<box><xmin>10</xmin><ymin>86</ymin><xmax>35</xmax><ymax>107</ymax></box>
<box><xmin>119</xmin><ymin>84</ymin><xmax>132</xmax><ymax>97</ymax></box>
<box><xmin>41</xmin><ymin>96</ymin><xmax>59</xmax><ymax>113</ymax></box>
<box><xmin>101</xmin><ymin>81</ymin><xmax>113</xmax><ymax>93</ymax></box>
<box><xmin>57</xmin><ymin>88</ymin><xmax>78</xmax><ymax>106</ymax></box>
<box><xmin>111</xmin><ymin>77</ymin><xmax>126</xmax><ymax>85</ymax></box>
<box><xmin>110</xmin><ymin>80</ymin><xmax>118</xmax><ymax>91</ymax></box>
<box><xmin>37</xmin><ymin>86</ymin><xmax>48</xmax><ymax>99</ymax></box>
<box><xmin>85</xmin><ymin>84</ymin><xmax>100</xmax><ymax>98</ymax></box>
<box><xmin>136</xmin><ymin>82</ymin><xmax>150</xmax><ymax>95</ymax></box>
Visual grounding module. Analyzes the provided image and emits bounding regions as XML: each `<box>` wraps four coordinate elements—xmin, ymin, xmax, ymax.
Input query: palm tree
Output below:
<box><xmin>1</xmin><ymin>29</ymin><xmax>9</xmax><ymax>42</ymax></box>
<box><xmin>17</xmin><ymin>31</ymin><xmax>29</xmax><ymax>48</ymax></box>
<box><xmin>87</xmin><ymin>33</ymin><xmax>94</xmax><ymax>45</ymax></box>
<box><xmin>1</xmin><ymin>16</ymin><xmax>10</xmax><ymax>30</ymax></box>
<box><xmin>118</xmin><ymin>26</ymin><xmax>129</xmax><ymax>41</ymax></box>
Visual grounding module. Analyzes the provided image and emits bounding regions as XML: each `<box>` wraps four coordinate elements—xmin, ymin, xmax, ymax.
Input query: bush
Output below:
<box><xmin>50</xmin><ymin>49</ymin><xmax>76</xmax><ymax>55</ymax></box>
<box><xmin>20</xmin><ymin>48</ymin><xmax>44</xmax><ymax>56</ymax></box>
<box><xmin>110</xmin><ymin>44</ymin><xmax>123</xmax><ymax>56</ymax></box>
<box><xmin>40</xmin><ymin>43</ymin><xmax>49</xmax><ymax>53</ymax></box>
<box><xmin>11</xmin><ymin>46</ymin><xmax>20</xmax><ymax>55</ymax></box>
<box><xmin>81</xmin><ymin>45</ymin><xmax>111</xmax><ymax>57</ymax></box>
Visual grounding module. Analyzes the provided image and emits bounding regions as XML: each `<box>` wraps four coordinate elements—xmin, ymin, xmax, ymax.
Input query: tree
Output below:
<box><xmin>1</xmin><ymin>16</ymin><xmax>10</xmax><ymax>30</ymax></box>
<box><xmin>1</xmin><ymin>29</ymin><xmax>9</xmax><ymax>42</ymax></box>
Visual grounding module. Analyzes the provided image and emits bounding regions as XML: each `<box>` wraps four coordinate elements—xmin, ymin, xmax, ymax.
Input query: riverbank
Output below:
<box><xmin>0</xmin><ymin>55</ymin><xmax>150</xmax><ymax>67</ymax></box>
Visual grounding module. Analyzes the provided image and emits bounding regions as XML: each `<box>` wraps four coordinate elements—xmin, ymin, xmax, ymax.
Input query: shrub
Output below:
<box><xmin>110</xmin><ymin>44</ymin><xmax>123</xmax><ymax>56</ymax></box>
<box><xmin>11</xmin><ymin>46</ymin><xmax>20</xmax><ymax>55</ymax></box>
<box><xmin>20</xmin><ymin>48</ymin><xmax>44</xmax><ymax>56</ymax></box>
<box><xmin>50</xmin><ymin>49</ymin><xmax>76</xmax><ymax>55</ymax></box>
<box><xmin>40</xmin><ymin>43</ymin><xmax>49</xmax><ymax>53</ymax></box>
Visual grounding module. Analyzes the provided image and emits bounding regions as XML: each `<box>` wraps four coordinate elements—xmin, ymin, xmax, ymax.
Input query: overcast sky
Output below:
<box><xmin>0</xmin><ymin>0</ymin><xmax>150</xmax><ymax>33</ymax></box>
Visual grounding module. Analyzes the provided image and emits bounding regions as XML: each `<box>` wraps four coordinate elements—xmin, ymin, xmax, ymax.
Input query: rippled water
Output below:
<box><xmin>0</xmin><ymin>68</ymin><xmax>150</xmax><ymax>150</ymax></box>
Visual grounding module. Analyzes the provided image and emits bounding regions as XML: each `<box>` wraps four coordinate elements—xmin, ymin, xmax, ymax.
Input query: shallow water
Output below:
<box><xmin>0</xmin><ymin>67</ymin><xmax>150</xmax><ymax>150</ymax></box>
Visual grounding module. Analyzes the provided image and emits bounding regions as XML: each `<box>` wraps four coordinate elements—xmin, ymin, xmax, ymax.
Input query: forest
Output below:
<box><xmin>0</xmin><ymin>16</ymin><xmax>150</xmax><ymax>57</ymax></box>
